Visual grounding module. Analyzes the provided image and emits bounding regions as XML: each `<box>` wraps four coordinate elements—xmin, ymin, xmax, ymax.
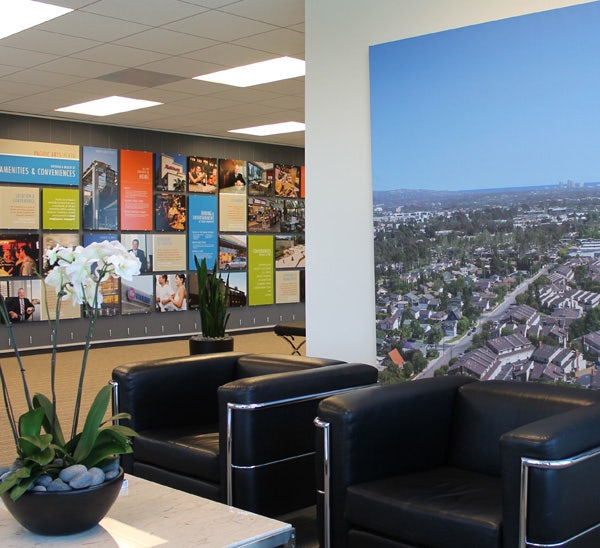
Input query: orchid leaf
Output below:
<box><xmin>32</xmin><ymin>393</ymin><xmax>65</xmax><ymax>447</ymax></box>
<box><xmin>72</xmin><ymin>385</ymin><xmax>111</xmax><ymax>462</ymax></box>
<box><xmin>18</xmin><ymin>407</ymin><xmax>45</xmax><ymax>438</ymax></box>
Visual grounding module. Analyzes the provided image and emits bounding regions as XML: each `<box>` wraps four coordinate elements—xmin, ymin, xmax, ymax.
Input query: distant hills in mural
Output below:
<box><xmin>373</xmin><ymin>182</ymin><xmax>600</xmax><ymax>212</ymax></box>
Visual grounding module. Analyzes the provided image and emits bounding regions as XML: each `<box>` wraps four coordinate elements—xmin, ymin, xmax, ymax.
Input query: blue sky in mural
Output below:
<box><xmin>370</xmin><ymin>1</ymin><xmax>600</xmax><ymax>192</ymax></box>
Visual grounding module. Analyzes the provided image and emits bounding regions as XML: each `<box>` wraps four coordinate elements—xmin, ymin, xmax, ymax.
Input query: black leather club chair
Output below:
<box><xmin>315</xmin><ymin>376</ymin><xmax>600</xmax><ymax>548</ymax></box>
<box><xmin>111</xmin><ymin>351</ymin><xmax>378</xmax><ymax>518</ymax></box>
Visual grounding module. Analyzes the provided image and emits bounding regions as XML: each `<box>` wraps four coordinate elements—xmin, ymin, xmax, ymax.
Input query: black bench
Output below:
<box><xmin>274</xmin><ymin>321</ymin><xmax>306</xmax><ymax>355</ymax></box>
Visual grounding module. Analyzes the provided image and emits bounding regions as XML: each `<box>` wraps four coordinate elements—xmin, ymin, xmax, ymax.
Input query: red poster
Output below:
<box><xmin>120</xmin><ymin>150</ymin><xmax>153</xmax><ymax>230</ymax></box>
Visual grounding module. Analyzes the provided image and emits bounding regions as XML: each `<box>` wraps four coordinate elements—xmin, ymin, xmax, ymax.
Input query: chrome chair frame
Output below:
<box><xmin>519</xmin><ymin>446</ymin><xmax>600</xmax><ymax>548</ymax></box>
<box><xmin>226</xmin><ymin>386</ymin><xmax>371</xmax><ymax>509</ymax></box>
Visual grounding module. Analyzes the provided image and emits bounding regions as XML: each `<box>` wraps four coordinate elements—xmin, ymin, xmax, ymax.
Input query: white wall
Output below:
<box><xmin>304</xmin><ymin>0</ymin><xmax>593</xmax><ymax>365</ymax></box>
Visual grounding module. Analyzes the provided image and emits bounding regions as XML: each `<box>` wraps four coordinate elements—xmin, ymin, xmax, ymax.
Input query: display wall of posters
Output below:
<box><xmin>218</xmin><ymin>234</ymin><xmax>247</xmax><ymax>271</ymax></box>
<box><xmin>0</xmin><ymin>139</ymin><xmax>79</xmax><ymax>186</ymax></box>
<box><xmin>121</xmin><ymin>274</ymin><xmax>154</xmax><ymax>315</ymax></box>
<box><xmin>43</xmin><ymin>188</ymin><xmax>79</xmax><ymax>230</ymax></box>
<box><xmin>188</xmin><ymin>156</ymin><xmax>218</xmax><ymax>194</ymax></box>
<box><xmin>0</xmin><ymin>187</ymin><xmax>39</xmax><ymax>230</ymax></box>
<box><xmin>0</xmin><ymin>234</ymin><xmax>39</xmax><ymax>277</ymax></box>
<box><xmin>153</xmin><ymin>233</ymin><xmax>186</xmax><ymax>271</ymax></box>
<box><xmin>276</xmin><ymin>270</ymin><xmax>300</xmax><ymax>304</ymax></box>
<box><xmin>155</xmin><ymin>193</ymin><xmax>186</xmax><ymax>232</ymax></box>
<box><xmin>120</xmin><ymin>149</ymin><xmax>153</xmax><ymax>231</ymax></box>
<box><xmin>188</xmin><ymin>194</ymin><xmax>218</xmax><ymax>270</ymax></box>
<box><xmin>219</xmin><ymin>193</ymin><xmax>247</xmax><ymax>232</ymax></box>
<box><xmin>155</xmin><ymin>153</ymin><xmax>186</xmax><ymax>192</ymax></box>
<box><xmin>82</xmin><ymin>146</ymin><xmax>118</xmax><ymax>230</ymax></box>
<box><xmin>121</xmin><ymin>234</ymin><xmax>152</xmax><ymax>273</ymax></box>
<box><xmin>248</xmin><ymin>234</ymin><xmax>274</xmax><ymax>306</ymax></box>
<box><xmin>247</xmin><ymin>161</ymin><xmax>274</xmax><ymax>196</ymax></box>
<box><xmin>274</xmin><ymin>164</ymin><xmax>301</xmax><ymax>198</ymax></box>
<box><xmin>275</xmin><ymin>235</ymin><xmax>305</xmax><ymax>269</ymax></box>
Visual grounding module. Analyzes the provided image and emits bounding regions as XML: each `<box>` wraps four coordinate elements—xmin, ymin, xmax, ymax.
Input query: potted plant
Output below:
<box><xmin>189</xmin><ymin>256</ymin><xmax>234</xmax><ymax>354</ymax></box>
<box><xmin>0</xmin><ymin>240</ymin><xmax>140</xmax><ymax>536</ymax></box>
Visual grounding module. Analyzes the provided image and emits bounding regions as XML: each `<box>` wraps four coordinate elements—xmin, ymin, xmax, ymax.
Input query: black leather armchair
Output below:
<box><xmin>111</xmin><ymin>351</ymin><xmax>377</xmax><ymax>517</ymax></box>
<box><xmin>315</xmin><ymin>376</ymin><xmax>600</xmax><ymax>548</ymax></box>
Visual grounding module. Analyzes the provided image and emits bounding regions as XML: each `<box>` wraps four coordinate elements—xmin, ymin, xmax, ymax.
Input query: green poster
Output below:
<box><xmin>43</xmin><ymin>188</ymin><xmax>80</xmax><ymax>230</ymax></box>
<box><xmin>248</xmin><ymin>234</ymin><xmax>274</xmax><ymax>306</ymax></box>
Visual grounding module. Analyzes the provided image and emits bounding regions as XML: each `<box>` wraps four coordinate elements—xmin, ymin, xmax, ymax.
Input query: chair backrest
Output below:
<box><xmin>112</xmin><ymin>352</ymin><xmax>243</xmax><ymax>431</ymax></box>
<box><xmin>234</xmin><ymin>353</ymin><xmax>344</xmax><ymax>379</ymax></box>
<box><xmin>449</xmin><ymin>380</ymin><xmax>600</xmax><ymax>475</ymax></box>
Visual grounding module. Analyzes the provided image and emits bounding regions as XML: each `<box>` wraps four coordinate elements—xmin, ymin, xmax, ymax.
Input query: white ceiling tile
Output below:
<box><xmin>2</xmin><ymin>69</ymin><xmax>85</xmax><ymax>88</ymax></box>
<box><xmin>37</xmin><ymin>11</ymin><xmax>151</xmax><ymax>42</ymax></box>
<box><xmin>0</xmin><ymin>29</ymin><xmax>102</xmax><ymax>56</ymax></box>
<box><xmin>0</xmin><ymin>46</ymin><xmax>59</xmax><ymax>69</ymax></box>
<box><xmin>80</xmin><ymin>0</ymin><xmax>208</xmax><ymax>26</ymax></box>
<box><xmin>33</xmin><ymin>57</ymin><xmax>125</xmax><ymax>78</ymax></box>
<box><xmin>62</xmin><ymin>79</ymin><xmax>149</xmax><ymax>96</ymax></box>
<box><xmin>139</xmin><ymin>56</ymin><xmax>223</xmax><ymax>78</ymax></box>
<box><xmin>182</xmin><ymin>43</ymin><xmax>273</xmax><ymax>68</ymax></box>
<box><xmin>115</xmin><ymin>28</ymin><xmax>218</xmax><ymax>56</ymax></box>
<box><xmin>165</xmin><ymin>10</ymin><xmax>276</xmax><ymax>41</ymax></box>
<box><xmin>233</xmin><ymin>28</ymin><xmax>305</xmax><ymax>57</ymax></box>
<box><xmin>221</xmin><ymin>0</ymin><xmax>304</xmax><ymax>27</ymax></box>
<box><xmin>71</xmin><ymin>44</ymin><xmax>169</xmax><ymax>67</ymax></box>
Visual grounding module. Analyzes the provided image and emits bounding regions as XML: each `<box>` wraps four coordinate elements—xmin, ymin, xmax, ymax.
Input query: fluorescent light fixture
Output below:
<box><xmin>0</xmin><ymin>1</ymin><xmax>73</xmax><ymax>40</ymax></box>
<box><xmin>55</xmin><ymin>96</ymin><xmax>162</xmax><ymax>116</ymax></box>
<box><xmin>229</xmin><ymin>121</ymin><xmax>305</xmax><ymax>136</ymax></box>
<box><xmin>194</xmin><ymin>57</ymin><xmax>305</xmax><ymax>87</ymax></box>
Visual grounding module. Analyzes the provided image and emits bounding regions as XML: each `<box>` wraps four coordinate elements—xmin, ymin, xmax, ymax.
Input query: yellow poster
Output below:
<box><xmin>43</xmin><ymin>188</ymin><xmax>80</xmax><ymax>230</ymax></box>
<box><xmin>276</xmin><ymin>270</ymin><xmax>300</xmax><ymax>304</ymax></box>
<box><xmin>0</xmin><ymin>187</ymin><xmax>39</xmax><ymax>230</ymax></box>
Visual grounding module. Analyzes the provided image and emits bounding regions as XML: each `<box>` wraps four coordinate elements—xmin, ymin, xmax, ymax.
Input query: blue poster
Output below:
<box><xmin>0</xmin><ymin>139</ymin><xmax>79</xmax><ymax>186</ymax></box>
<box><xmin>188</xmin><ymin>194</ymin><xmax>218</xmax><ymax>270</ymax></box>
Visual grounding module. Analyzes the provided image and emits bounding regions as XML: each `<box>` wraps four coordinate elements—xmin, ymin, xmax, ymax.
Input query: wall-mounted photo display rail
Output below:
<box><xmin>0</xmin><ymin>138</ymin><xmax>305</xmax><ymax>325</ymax></box>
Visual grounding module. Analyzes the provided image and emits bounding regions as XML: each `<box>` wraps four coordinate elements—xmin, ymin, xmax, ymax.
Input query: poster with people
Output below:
<box><xmin>154</xmin><ymin>273</ymin><xmax>187</xmax><ymax>312</ymax></box>
<box><xmin>155</xmin><ymin>193</ymin><xmax>186</xmax><ymax>232</ymax></box>
<box><xmin>0</xmin><ymin>234</ymin><xmax>38</xmax><ymax>277</ymax></box>
<box><xmin>188</xmin><ymin>156</ymin><xmax>218</xmax><ymax>194</ymax></box>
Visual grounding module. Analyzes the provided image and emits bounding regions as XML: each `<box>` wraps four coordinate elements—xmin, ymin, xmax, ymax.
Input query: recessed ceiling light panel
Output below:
<box><xmin>229</xmin><ymin>122</ymin><xmax>305</xmax><ymax>136</ymax></box>
<box><xmin>0</xmin><ymin>1</ymin><xmax>73</xmax><ymax>40</ymax></box>
<box><xmin>55</xmin><ymin>96</ymin><xmax>162</xmax><ymax>116</ymax></box>
<box><xmin>194</xmin><ymin>57</ymin><xmax>305</xmax><ymax>87</ymax></box>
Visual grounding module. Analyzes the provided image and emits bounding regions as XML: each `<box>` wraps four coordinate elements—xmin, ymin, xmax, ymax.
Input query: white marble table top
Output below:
<box><xmin>0</xmin><ymin>474</ymin><xmax>294</xmax><ymax>547</ymax></box>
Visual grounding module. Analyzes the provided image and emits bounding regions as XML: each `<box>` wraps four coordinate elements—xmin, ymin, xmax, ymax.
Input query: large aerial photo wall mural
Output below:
<box><xmin>371</xmin><ymin>2</ymin><xmax>600</xmax><ymax>386</ymax></box>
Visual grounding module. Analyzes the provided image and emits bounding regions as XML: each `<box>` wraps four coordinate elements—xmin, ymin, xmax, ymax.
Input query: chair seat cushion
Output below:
<box><xmin>345</xmin><ymin>466</ymin><xmax>502</xmax><ymax>548</ymax></box>
<box><xmin>134</xmin><ymin>426</ymin><xmax>220</xmax><ymax>482</ymax></box>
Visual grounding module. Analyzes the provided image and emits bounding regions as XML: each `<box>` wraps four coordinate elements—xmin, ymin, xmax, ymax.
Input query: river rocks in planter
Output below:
<box><xmin>59</xmin><ymin>464</ymin><xmax>88</xmax><ymax>483</ymax></box>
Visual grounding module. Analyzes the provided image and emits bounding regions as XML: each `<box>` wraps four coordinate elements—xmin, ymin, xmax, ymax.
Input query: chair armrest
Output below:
<box><xmin>112</xmin><ymin>352</ymin><xmax>244</xmax><ymax>431</ymax></box>
<box><xmin>219</xmin><ymin>363</ymin><xmax>378</xmax><ymax>465</ymax></box>
<box><xmin>501</xmin><ymin>403</ymin><xmax>600</xmax><ymax>548</ymax></box>
<box><xmin>221</xmin><ymin>362</ymin><xmax>376</xmax><ymax>405</ymax></box>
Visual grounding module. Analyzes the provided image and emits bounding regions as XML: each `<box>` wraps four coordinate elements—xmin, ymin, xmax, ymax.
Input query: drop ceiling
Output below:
<box><xmin>0</xmin><ymin>0</ymin><xmax>305</xmax><ymax>147</ymax></box>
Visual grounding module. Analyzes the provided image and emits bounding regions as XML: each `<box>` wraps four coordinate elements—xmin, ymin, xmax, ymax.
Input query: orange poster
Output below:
<box><xmin>120</xmin><ymin>149</ymin><xmax>153</xmax><ymax>230</ymax></box>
